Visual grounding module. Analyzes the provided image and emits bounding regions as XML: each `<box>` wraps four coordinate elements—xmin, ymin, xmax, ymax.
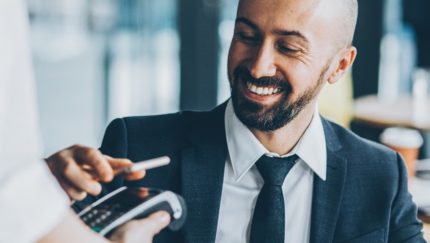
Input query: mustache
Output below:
<box><xmin>233</xmin><ymin>66</ymin><xmax>292</xmax><ymax>91</ymax></box>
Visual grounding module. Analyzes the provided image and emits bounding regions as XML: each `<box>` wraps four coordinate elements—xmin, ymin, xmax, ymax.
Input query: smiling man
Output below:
<box><xmin>46</xmin><ymin>0</ymin><xmax>425</xmax><ymax>242</ymax></box>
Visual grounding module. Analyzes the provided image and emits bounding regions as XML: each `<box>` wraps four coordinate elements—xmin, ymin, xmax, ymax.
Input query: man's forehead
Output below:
<box><xmin>238</xmin><ymin>0</ymin><xmax>322</xmax><ymax>15</ymax></box>
<box><xmin>236</xmin><ymin>0</ymin><xmax>353</xmax><ymax>53</ymax></box>
<box><xmin>237</xmin><ymin>0</ymin><xmax>341</xmax><ymax>23</ymax></box>
<box><xmin>236</xmin><ymin>0</ymin><xmax>345</xmax><ymax>40</ymax></box>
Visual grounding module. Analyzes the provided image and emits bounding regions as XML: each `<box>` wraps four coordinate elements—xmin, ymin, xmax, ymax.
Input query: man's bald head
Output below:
<box><xmin>237</xmin><ymin>0</ymin><xmax>358</xmax><ymax>50</ymax></box>
<box><xmin>298</xmin><ymin>0</ymin><xmax>358</xmax><ymax>49</ymax></box>
<box><xmin>339</xmin><ymin>0</ymin><xmax>358</xmax><ymax>48</ymax></box>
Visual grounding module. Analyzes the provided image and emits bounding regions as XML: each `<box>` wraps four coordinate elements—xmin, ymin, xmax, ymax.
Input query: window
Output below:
<box><xmin>217</xmin><ymin>0</ymin><xmax>238</xmax><ymax>103</ymax></box>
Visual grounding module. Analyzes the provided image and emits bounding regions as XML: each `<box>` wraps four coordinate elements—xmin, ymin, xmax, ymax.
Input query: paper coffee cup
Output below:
<box><xmin>380</xmin><ymin>127</ymin><xmax>423</xmax><ymax>179</ymax></box>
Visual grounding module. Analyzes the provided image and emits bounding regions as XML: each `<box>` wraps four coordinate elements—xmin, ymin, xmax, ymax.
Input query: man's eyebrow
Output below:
<box><xmin>235</xmin><ymin>17</ymin><xmax>259</xmax><ymax>31</ymax></box>
<box><xmin>273</xmin><ymin>29</ymin><xmax>309</xmax><ymax>44</ymax></box>
<box><xmin>235</xmin><ymin>17</ymin><xmax>309</xmax><ymax>44</ymax></box>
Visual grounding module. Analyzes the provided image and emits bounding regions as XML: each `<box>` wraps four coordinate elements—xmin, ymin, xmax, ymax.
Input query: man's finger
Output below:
<box><xmin>75</xmin><ymin>149</ymin><xmax>114</xmax><ymax>182</ymax></box>
<box><xmin>61</xmin><ymin>157</ymin><xmax>102</xmax><ymax>196</ymax></box>
<box><xmin>58</xmin><ymin>179</ymin><xmax>88</xmax><ymax>201</ymax></box>
<box><xmin>65</xmin><ymin>187</ymin><xmax>87</xmax><ymax>201</ymax></box>
<box><xmin>123</xmin><ymin>170</ymin><xmax>146</xmax><ymax>180</ymax></box>
<box><xmin>109</xmin><ymin>211</ymin><xmax>170</xmax><ymax>243</ymax></box>
<box><xmin>105</xmin><ymin>156</ymin><xmax>133</xmax><ymax>170</ymax></box>
<box><xmin>137</xmin><ymin>211</ymin><xmax>171</xmax><ymax>235</ymax></box>
<box><xmin>106</xmin><ymin>156</ymin><xmax>146</xmax><ymax>180</ymax></box>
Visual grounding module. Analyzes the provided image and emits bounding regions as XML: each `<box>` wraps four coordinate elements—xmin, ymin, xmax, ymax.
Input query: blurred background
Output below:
<box><xmin>25</xmin><ymin>0</ymin><xmax>430</xmax><ymax>158</ymax></box>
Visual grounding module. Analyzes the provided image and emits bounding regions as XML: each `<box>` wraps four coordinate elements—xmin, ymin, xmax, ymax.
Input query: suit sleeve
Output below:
<box><xmin>388</xmin><ymin>153</ymin><xmax>426</xmax><ymax>242</ymax></box>
<box><xmin>72</xmin><ymin>118</ymin><xmax>129</xmax><ymax>211</ymax></box>
<box><xmin>100</xmin><ymin>118</ymin><xmax>129</xmax><ymax>158</ymax></box>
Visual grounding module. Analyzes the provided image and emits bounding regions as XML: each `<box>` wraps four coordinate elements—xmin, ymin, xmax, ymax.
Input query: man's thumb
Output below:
<box><xmin>141</xmin><ymin>211</ymin><xmax>171</xmax><ymax>235</ymax></box>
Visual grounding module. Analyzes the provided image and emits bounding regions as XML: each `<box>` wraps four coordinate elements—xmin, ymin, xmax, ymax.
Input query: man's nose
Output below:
<box><xmin>249</xmin><ymin>43</ymin><xmax>277</xmax><ymax>79</ymax></box>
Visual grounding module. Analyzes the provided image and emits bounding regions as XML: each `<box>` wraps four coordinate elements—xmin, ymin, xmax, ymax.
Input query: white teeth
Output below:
<box><xmin>246</xmin><ymin>82</ymin><xmax>281</xmax><ymax>96</ymax></box>
<box><xmin>256</xmin><ymin>87</ymin><xmax>263</xmax><ymax>94</ymax></box>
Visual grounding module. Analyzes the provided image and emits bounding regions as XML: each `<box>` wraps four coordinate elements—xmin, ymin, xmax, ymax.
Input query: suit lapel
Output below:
<box><xmin>310</xmin><ymin>119</ymin><xmax>347</xmax><ymax>243</ymax></box>
<box><xmin>180</xmin><ymin>104</ymin><xmax>228</xmax><ymax>243</ymax></box>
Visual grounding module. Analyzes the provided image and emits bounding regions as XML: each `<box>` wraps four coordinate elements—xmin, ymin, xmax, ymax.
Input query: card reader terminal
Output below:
<box><xmin>77</xmin><ymin>187</ymin><xmax>187</xmax><ymax>236</ymax></box>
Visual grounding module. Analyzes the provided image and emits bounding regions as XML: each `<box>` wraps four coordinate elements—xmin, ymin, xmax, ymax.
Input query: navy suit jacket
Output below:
<box><xmin>77</xmin><ymin>103</ymin><xmax>425</xmax><ymax>242</ymax></box>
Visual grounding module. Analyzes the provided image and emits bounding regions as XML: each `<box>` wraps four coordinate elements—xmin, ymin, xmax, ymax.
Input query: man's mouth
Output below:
<box><xmin>245</xmin><ymin>81</ymin><xmax>283</xmax><ymax>96</ymax></box>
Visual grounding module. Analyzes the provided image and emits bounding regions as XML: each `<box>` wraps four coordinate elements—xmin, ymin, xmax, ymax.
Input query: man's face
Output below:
<box><xmin>228</xmin><ymin>0</ymin><xmax>342</xmax><ymax>131</ymax></box>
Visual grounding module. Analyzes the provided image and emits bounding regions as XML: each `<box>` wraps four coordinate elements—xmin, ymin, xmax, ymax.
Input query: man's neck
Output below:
<box><xmin>250</xmin><ymin>103</ymin><xmax>316</xmax><ymax>155</ymax></box>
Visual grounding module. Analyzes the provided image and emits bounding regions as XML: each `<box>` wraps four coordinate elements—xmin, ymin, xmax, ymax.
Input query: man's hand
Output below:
<box><xmin>37</xmin><ymin>209</ymin><xmax>170</xmax><ymax>243</ymax></box>
<box><xmin>110</xmin><ymin>211</ymin><xmax>171</xmax><ymax>243</ymax></box>
<box><xmin>45</xmin><ymin>144</ymin><xmax>145</xmax><ymax>200</ymax></box>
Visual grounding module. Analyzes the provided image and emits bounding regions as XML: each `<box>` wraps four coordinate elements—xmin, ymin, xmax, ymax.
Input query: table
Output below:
<box><xmin>353</xmin><ymin>95</ymin><xmax>430</xmax><ymax>131</ymax></box>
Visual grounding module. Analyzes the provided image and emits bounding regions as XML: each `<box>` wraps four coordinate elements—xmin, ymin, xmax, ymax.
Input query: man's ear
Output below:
<box><xmin>327</xmin><ymin>46</ymin><xmax>357</xmax><ymax>84</ymax></box>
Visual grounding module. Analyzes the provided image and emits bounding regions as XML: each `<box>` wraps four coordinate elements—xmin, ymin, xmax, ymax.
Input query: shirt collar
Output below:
<box><xmin>224</xmin><ymin>99</ymin><xmax>327</xmax><ymax>182</ymax></box>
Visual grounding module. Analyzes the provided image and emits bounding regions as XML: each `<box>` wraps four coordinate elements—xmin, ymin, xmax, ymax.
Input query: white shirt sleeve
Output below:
<box><xmin>0</xmin><ymin>163</ymin><xmax>69</xmax><ymax>243</ymax></box>
<box><xmin>0</xmin><ymin>0</ymin><xmax>69</xmax><ymax>242</ymax></box>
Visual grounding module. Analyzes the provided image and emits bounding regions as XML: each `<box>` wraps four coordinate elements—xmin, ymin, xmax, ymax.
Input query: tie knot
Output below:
<box><xmin>256</xmin><ymin>155</ymin><xmax>298</xmax><ymax>186</ymax></box>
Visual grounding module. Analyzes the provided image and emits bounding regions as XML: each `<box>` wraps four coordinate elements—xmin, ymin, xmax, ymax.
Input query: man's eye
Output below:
<box><xmin>277</xmin><ymin>44</ymin><xmax>300</xmax><ymax>54</ymax></box>
<box><xmin>236</xmin><ymin>32</ymin><xmax>259</xmax><ymax>43</ymax></box>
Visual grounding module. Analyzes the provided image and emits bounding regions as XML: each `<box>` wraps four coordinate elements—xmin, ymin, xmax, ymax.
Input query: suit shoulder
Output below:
<box><xmin>119</xmin><ymin>109</ymin><xmax>215</xmax><ymax>130</ymax></box>
<box><xmin>324</xmin><ymin>119</ymin><xmax>405</xmax><ymax>189</ymax></box>
<box><xmin>111</xmin><ymin>103</ymin><xmax>226</xmax><ymax>134</ymax></box>
<box><xmin>324</xmin><ymin>119</ymin><xmax>398</xmax><ymax>163</ymax></box>
<box><xmin>102</xmin><ymin>105</ymin><xmax>226</xmax><ymax>159</ymax></box>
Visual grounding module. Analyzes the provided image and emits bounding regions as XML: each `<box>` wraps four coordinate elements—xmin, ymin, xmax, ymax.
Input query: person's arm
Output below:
<box><xmin>37</xmin><ymin>210</ymin><xmax>108</xmax><ymax>243</ymax></box>
<box><xmin>38</xmin><ymin>209</ymin><xmax>170</xmax><ymax>243</ymax></box>
<box><xmin>0</xmin><ymin>0</ymin><xmax>170</xmax><ymax>241</ymax></box>
<box><xmin>0</xmin><ymin>159</ymin><xmax>169</xmax><ymax>243</ymax></box>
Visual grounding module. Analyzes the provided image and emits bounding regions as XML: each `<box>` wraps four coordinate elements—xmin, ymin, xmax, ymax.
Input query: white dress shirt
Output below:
<box><xmin>215</xmin><ymin>100</ymin><xmax>327</xmax><ymax>243</ymax></box>
<box><xmin>0</xmin><ymin>0</ymin><xmax>68</xmax><ymax>242</ymax></box>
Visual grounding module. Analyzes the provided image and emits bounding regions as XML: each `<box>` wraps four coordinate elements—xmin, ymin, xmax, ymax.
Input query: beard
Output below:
<box><xmin>230</xmin><ymin>65</ymin><xmax>328</xmax><ymax>132</ymax></box>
